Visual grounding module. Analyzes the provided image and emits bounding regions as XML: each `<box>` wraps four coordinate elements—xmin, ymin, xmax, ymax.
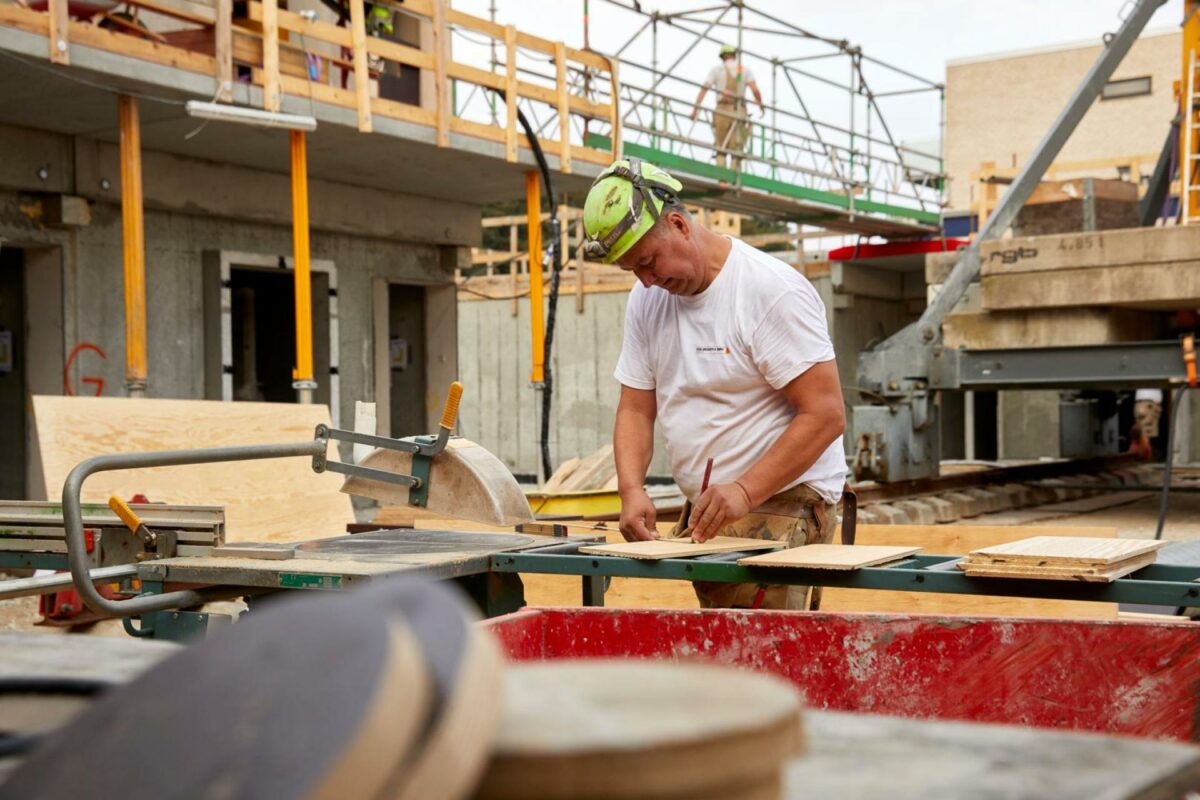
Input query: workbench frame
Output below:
<box><xmin>490</xmin><ymin>547</ymin><xmax>1200</xmax><ymax>609</ymax></box>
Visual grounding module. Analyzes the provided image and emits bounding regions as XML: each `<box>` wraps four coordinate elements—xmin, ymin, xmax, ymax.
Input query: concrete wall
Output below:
<box><xmin>457</xmin><ymin>290</ymin><xmax>671</xmax><ymax>479</ymax></box>
<box><xmin>0</xmin><ymin>122</ymin><xmax>475</xmax><ymax>441</ymax></box>
<box><xmin>945</xmin><ymin>30</ymin><xmax>1179</xmax><ymax>211</ymax></box>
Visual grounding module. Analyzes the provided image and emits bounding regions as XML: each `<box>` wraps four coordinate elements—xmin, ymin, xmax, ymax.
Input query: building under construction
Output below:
<box><xmin>2</xmin><ymin>1</ymin><xmax>1200</xmax><ymax>797</ymax></box>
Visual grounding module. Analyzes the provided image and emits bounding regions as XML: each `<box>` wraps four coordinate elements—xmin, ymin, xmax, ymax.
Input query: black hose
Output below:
<box><xmin>514</xmin><ymin>107</ymin><xmax>562</xmax><ymax>481</ymax></box>
<box><xmin>1154</xmin><ymin>386</ymin><xmax>1190</xmax><ymax>541</ymax></box>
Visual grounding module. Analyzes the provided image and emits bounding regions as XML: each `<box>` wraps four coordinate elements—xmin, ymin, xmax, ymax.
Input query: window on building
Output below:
<box><xmin>1101</xmin><ymin>76</ymin><xmax>1152</xmax><ymax>100</ymax></box>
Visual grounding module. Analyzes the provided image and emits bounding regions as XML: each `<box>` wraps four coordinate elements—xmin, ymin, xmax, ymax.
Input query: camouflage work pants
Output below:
<box><xmin>673</xmin><ymin>483</ymin><xmax>837</xmax><ymax>611</ymax></box>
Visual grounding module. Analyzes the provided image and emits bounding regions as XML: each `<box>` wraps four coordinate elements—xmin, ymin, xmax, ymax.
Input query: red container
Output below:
<box><xmin>485</xmin><ymin>608</ymin><xmax>1200</xmax><ymax>742</ymax></box>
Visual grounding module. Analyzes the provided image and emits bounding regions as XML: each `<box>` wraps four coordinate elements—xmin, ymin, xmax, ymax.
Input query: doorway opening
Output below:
<box><xmin>388</xmin><ymin>283</ymin><xmax>427</xmax><ymax>437</ymax></box>
<box><xmin>0</xmin><ymin>248</ymin><xmax>25</xmax><ymax>499</ymax></box>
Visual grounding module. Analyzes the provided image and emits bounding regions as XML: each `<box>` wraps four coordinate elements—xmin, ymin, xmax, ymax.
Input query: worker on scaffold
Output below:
<box><xmin>690</xmin><ymin>44</ymin><xmax>766</xmax><ymax>171</ymax></box>
<box><xmin>582</xmin><ymin>158</ymin><xmax>847</xmax><ymax>610</ymax></box>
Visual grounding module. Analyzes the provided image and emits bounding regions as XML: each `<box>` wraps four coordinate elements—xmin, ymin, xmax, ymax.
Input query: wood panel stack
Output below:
<box><xmin>979</xmin><ymin>225</ymin><xmax>1200</xmax><ymax>313</ymax></box>
<box><xmin>957</xmin><ymin>535</ymin><xmax>1166</xmax><ymax>582</ymax></box>
<box><xmin>929</xmin><ymin>224</ymin><xmax>1200</xmax><ymax>350</ymax></box>
<box><xmin>541</xmin><ymin>444</ymin><xmax>617</xmax><ymax>492</ymax></box>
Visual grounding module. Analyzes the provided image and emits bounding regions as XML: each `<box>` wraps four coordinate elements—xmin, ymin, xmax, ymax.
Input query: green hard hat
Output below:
<box><xmin>719</xmin><ymin>44</ymin><xmax>737</xmax><ymax>57</ymax></box>
<box><xmin>582</xmin><ymin>158</ymin><xmax>683</xmax><ymax>264</ymax></box>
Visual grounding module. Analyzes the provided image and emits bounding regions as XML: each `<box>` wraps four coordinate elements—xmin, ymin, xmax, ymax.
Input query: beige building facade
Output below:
<box><xmin>945</xmin><ymin>29</ymin><xmax>1180</xmax><ymax>214</ymax></box>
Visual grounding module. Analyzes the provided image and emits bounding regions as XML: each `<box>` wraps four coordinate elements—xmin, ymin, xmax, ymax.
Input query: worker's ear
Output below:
<box><xmin>666</xmin><ymin>210</ymin><xmax>691</xmax><ymax>238</ymax></box>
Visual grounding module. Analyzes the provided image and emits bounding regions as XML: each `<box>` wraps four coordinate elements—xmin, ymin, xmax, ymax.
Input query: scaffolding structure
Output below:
<box><xmin>450</xmin><ymin>0</ymin><xmax>945</xmax><ymax>234</ymax></box>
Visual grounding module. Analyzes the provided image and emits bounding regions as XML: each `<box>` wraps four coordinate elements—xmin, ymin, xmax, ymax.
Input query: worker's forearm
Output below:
<box><xmin>735</xmin><ymin>412</ymin><xmax>842</xmax><ymax>507</ymax></box>
<box><xmin>614</xmin><ymin>407</ymin><xmax>654</xmax><ymax>497</ymax></box>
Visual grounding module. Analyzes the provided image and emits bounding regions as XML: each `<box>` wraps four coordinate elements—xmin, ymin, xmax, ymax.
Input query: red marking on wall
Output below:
<box><xmin>486</xmin><ymin>608</ymin><xmax>1200</xmax><ymax>742</ymax></box>
<box><xmin>64</xmin><ymin>342</ymin><xmax>106</xmax><ymax>396</ymax></box>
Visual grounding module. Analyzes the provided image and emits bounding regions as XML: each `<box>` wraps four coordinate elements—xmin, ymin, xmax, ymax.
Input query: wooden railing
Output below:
<box><xmin>969</xmin><ymin>154</ymin><xmax>1161</xmax><ymax>230</ymax></box>
<box><xmin>0</xmin><ymin>0</ymin><xmax>620</xmax><ymax>171</ymax></box>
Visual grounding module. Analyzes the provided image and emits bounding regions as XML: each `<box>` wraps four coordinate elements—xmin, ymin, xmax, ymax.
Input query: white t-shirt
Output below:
<box><xmin>704</xmin><ymin>62</ymin><xmax>756</xmax><ymax>101</ymax></box>
<box><xmin>614</xmin><ymin>237</ymin><xmax>846</xmax><ymax>504</ymax></box>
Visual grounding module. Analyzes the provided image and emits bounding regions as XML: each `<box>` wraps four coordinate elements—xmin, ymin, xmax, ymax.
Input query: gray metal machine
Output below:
<box><xmin>852</xmin><ymin>0</ymin><xmax>1186</xmax><ymax>483</ymax></box>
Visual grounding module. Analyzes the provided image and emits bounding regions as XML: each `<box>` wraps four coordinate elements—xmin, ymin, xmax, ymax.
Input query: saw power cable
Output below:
<box><xmin>511</xmin><ymin>99</ymin><xmax>563</xmax><ymax>481</ymax></box>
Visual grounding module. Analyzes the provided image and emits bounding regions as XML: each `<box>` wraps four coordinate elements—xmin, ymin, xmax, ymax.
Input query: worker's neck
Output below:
<box><xmin>695</xmin><ymin>227</ymin><xmax>733</xmax><ymax>294</ymax></box>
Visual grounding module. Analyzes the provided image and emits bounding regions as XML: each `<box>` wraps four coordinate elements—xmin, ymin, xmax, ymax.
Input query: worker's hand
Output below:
<box><xmin>688</xmin><ymin>483</ymin><xmax>752</xmax><ymax>543</ymax></box>
<box><xmin>618</xmin><ymin>489</ymin><xmax>659</xmax><ymax>542</ymax></box>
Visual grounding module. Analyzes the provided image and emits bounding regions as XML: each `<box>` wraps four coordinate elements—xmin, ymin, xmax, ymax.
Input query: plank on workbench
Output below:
<box><xmin>579</xmin><ymin>536</ymin><xmax>784</xmax><ymax>560</ymax></box>
<box><xmin>820</xmin><ymin>524</ymin><xmax>1120</xmax><ymax>619</ymax></box>
<box><xmin>968</xmin><ymin>536</ymin><xmax>1165</xmax><ymax>567</ymax></box>
<box><xmin>31</xmin><ymin>396</ymin><xmax>353</xmax><ymax>542</ymax></box>
<box><xmin>739</xmin><ymin>544</ymin><xmax>921</xmax><ymax>570</ymax></box>
<box><xmin>959</xmin><ymin>551</ymin><xmax>1159</xmax><ymax>583</ymax></box>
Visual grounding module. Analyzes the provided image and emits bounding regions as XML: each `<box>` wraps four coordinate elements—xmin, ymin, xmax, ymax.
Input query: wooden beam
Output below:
<box><xmin>261</xmin><ymin>0</ymin><xmax>281</xmax><ymax>111</ymax></box>
<box><xmin>369</xmin><ymin>36</ymin><xmax>434</xmax><ymax>71</ymax></box>
<box><xmin>47</xmin><ymin>0</ymin><xmax>68</xmax><ymax>64</ymax></box>
<box><xmin>348</xmin><ymin>0</ymin><xmax>372</xmax><ymax>132</ymax></box>
<box><xmin>504</xmin><ymin>25</ymin><xmax>518</xmax><ymax>163</ymax></box>
<box><xmin>214</xmin><ymin>0</ymin><xmax>232</xmax><ymax>101</ymax></box>
<box><xmin>432</xmin><ymin>0</ymin><xmax>449</xmax><ymax>147</ymax></box>
<box><xmin>608</xmin><ymin>58</ymin><xmax>621</xmax><ymax>158</ymax></box>
<box><xmin>554</xmin><ymin>41</ymin><xmax>571</xmax><ymax>174</ymax></box>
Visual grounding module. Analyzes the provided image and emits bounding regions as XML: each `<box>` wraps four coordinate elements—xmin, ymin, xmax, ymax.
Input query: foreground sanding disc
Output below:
<box><xmin>360</xmin><ymin>581</ymin><xmax>504</xmax><ymax>800</ymax></box>
<box><xmin>0</xmin><ymin>579</ymin><xmax>499</xmax><ymax>800</ymax></box>
<box><xmin>476</xmin><ymin>660</ymin><xmax>804</xmax><ymax>800</ymax></box>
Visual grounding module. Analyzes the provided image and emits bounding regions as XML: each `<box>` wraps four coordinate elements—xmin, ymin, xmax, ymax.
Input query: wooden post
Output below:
<box><xmin>526</xmin><ymin>171</ymin><xmax>545</xmax><ymax>384</ymax></box>
<box><xmin>504</xmin><ymin>25</ymin><xmax>518</xmax><ymax>162</ymax></box>
<box><xmin>575</xmin><ymin>216</ymin><xmax>585</xmax><ymax>314</ymax></box>
<box><xmin>348</xmin><ymin>0</ymin><xmax>373</xmax><ymax>132</ymax></box>
<box><xmin>48</xmin><ymin>0</ymin><xmax>69</xmax><ymax>64</ymax></box>
<box><xmin>608</xmin><ymin>58</ymin><xmax>621</xmax><ymax>157</ymax></box>
<box><xmin>290</xmin><ymin>130</ymin><xmax>315</xmax><ymax>403</ymax></box>
<box><xmin>262</xmin><ymin>0</ymin><xmax>281</xmax><ymax>112</ymax></box>
<box><xmin>118</xmin><ymin>95</ymin><xmax>147</xmax><ymax>396</ymax></box>
<box><xmin>214</xmin><ymin>0</ymin><xmax>233</xmax><ymax>101</ymax></box>
<box><xmin>433</xmin><ymin>0</ymin><xmax>449</xmax><ymax>147</ymax></box>
<box><xmin>554</xmin><ymin>42</ymin><xmax>572</xmax><ymax>173</ymax></box>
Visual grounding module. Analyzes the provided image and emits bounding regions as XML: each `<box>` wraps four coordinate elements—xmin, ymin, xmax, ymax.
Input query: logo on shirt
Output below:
<box><xmin>696</xmin><ymin>346</ymin><xmax>731</xmax><ymax>355</ymax></box>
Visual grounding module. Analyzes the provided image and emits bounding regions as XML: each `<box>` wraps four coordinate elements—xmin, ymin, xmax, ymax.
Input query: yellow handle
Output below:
<box><xmin>108</xmin><ymin>495</ymin><xmax>143</xmax><ymax>534</ymax></box>
<box><xmin>440</xmin><ymin>381</ymin><xmax>464</xmax><ymax>431</ymax></box>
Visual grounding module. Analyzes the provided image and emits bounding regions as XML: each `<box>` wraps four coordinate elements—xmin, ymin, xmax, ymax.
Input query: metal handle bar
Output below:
<box><xmin>62</xmin><ymin>440</ymin><xmax>325</xmax><ymax>618</ymax></box>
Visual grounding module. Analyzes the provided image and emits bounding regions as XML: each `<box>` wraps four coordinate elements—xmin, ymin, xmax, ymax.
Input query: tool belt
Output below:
<box><xmin>748</xmin><ymin>482</ymin><xmax>857</xmax><ymax>546</ymax></box>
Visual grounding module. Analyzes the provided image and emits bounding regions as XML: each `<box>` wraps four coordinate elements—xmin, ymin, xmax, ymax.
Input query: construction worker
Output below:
<box><xmin>690</xmin><ymin>44</ymin><xmax>765</xmax><ymax>170</ymax></box>
<box><xmin>583</xmin><ymin>158</ymin><xmax>847</xmax><ymax>610</ymax></box>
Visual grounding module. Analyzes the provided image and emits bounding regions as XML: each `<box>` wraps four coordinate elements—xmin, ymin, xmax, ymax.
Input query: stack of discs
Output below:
<box><xmin>0</xmin><ymin>579</ymin><xmax>501</xmax><ymax>800</ymax></box>
<box><xmin>476</xmin><ymin>660</ymin><xmax>804</xmax><ymax>800</ymax></box>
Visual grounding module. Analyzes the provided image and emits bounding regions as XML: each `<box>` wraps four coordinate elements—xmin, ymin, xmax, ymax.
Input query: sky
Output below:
<box><xmin>448</xmin><ymin>0</ymin><xmax>1185</xmax><ymax>149</ymax></box>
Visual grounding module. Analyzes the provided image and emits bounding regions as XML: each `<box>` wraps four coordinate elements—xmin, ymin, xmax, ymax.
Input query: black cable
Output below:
<box><xmin>514</xmin><ymin>106</ymin><xmax>562</xmax><ymax>481</ymax></box>
<box><xmin>1154</xmin><ymin>385</ymin><xmax>1189</xmax><ymax>541</ymax></box>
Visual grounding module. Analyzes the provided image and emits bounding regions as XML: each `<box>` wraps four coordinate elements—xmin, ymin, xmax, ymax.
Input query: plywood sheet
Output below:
<box><xmin>578</xmin><ymin>536</ymin><xmax>784</xmax><ymax>561</ymax></box>
<box><xmin>959</xmin><ymin>551</ymin><xmax>1157</xmax><ymax>583</ymax></box>
<box><xmin>739</xmin><ymin>544</ymin><xmax>921</xmax><ymax>570</ymax></box>
<box><xmin>32</xmin><ymin>396</ymin><xmax>353</xmax><ymax>543</ymax></box>
<box><xmin>968</xmin><ymin>536</ymin><xmax>1165</xmax><ymax>567</ymax></box>
<box><xmin>820</xmin><ymin>524</ymin><xmax>1119</xmax><ymax>619</ymax></box>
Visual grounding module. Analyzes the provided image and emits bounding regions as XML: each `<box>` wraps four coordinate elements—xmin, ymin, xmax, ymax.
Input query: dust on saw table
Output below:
<box><xmin>138</xmin><ymin>528</ymin><xmax>604</xmax><ymax>594</ymax></box>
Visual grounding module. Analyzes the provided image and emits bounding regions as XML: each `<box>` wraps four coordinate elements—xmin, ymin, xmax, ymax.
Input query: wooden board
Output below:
<box><xmin>967</xmin><ymin>536</ymin><xmax>1165</xmax><ymax>567</ymax></box>
<box><xmin>979</xmin><ymin>225</ymin><xmax>1200</xmax><ymax>276</ymax></box>
<box><xmin>959</xmin><ymin>550</ymin><xmax>1158</xmax><ymax>583</ymax></box>
<box><xmin>578</xmin><ymin>536</ymin><xmax>785</xmax><ymax>561</ymax></box>
<box><xmin>739</xmin><ymin>544</ymin><xmax>921</xmax><ymax>570</ymax></box>
<box><xmin>981</xmin><ymin>263</ymin><xmax>1200</xmax><ymax>312</ymax></box>
<box><xmin>31</xmin><ymin>396</ymin><xmax>354</xmax><ymax>543</ymax></box>
<box><xmin>819</xmin><ymin>524</ymin><xmax>1120</xmax><ymax>619</ymax></box>
<box><xmin>942</xmin><ymin>308</ymin><xmax>1159</xmax><ymax>350</ymax></box>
